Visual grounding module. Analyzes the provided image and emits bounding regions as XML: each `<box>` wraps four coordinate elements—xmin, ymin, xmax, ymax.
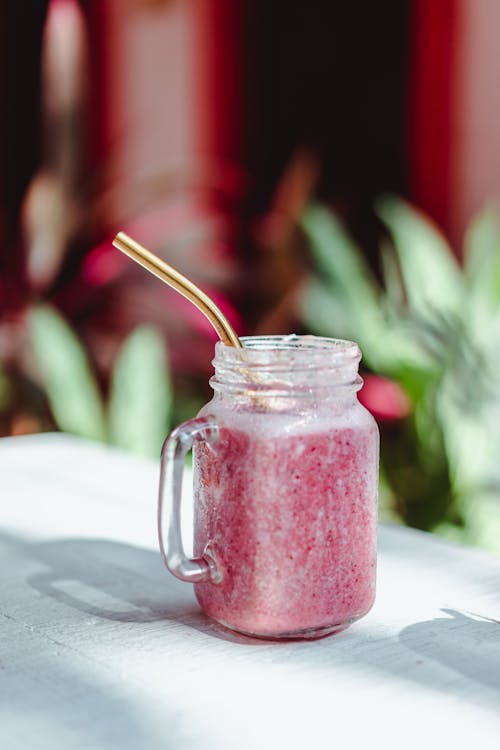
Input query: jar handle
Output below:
<box><xmin>158</xmin><ymin>417</ymin><xmax>221</xmax><ymax>583</ymax></box>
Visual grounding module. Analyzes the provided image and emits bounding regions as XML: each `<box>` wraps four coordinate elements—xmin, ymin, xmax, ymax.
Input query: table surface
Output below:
<box><xmin>1</xmin><ymin>433</ymin><xmax>500</xmax><ymax>749</ymax></box>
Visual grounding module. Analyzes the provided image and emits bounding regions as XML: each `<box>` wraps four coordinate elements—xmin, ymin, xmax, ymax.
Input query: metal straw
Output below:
<box><xmin>112</xmin><ymin>232</ymin><xmax>242</xmax><ymax>349</ymax></box>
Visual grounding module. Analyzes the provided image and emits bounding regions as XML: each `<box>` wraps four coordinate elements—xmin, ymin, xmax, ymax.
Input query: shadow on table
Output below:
<box><xmin>398</xmin><ymin>608</ymin><xmax>500</xmax><ymax>693</ymax></box>
<box><xmin>1</xmin><ymin>535</ymin><xmax>187</xmax><ymax>749</ymax></box>
<box><xmin>1</xmin><ymin>531</ymin><xmax>263</xmax><ymax>645</ymax></box>
<box><xmin>376</xmin><ymin>526</ymin><xmax>500</xmax><ymax>698</ymax></box>
<box><xmin>4</xmin><ymin>532</ymin><xmax>500</xmax><ymax>703</ymax></box>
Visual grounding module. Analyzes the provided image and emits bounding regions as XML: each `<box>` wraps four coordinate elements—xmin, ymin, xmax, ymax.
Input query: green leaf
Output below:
<box><xmin>377</xmin><ymin>196</ymin><xmax>464</xmax><ymax>322</ymax></box>
<box><xmin>300</xmin><ymin>204</ymin><xmax>437</xmax><ymax>377</ymax></box>
<box><xmin>464</xmin><ymin>203</ymin><xmax>500</xmax><ymax>292</ymax></box>
<box><xmin>463</xmin><ymin>204</ymin><xmax>500</xmax><ymax>331</ymax></box>
<box><xmin>301</xmin><ymin>205</ymin><xmax>387</xmax><ymax>364</ymax></box>
<box><xmin>28</xmin><ymin>304</ymin><xmax>107</xmax><ymax>441</ymax></box>
<box><xmin>377</xmin><ymin>465</ymin><xmax>402</xmax><ymax>524</ymax></box>
<box><xmin>108</xmin><ymin>325</ymin><xmax>172</xmax><ymax>457</ymax></box>
<box><xmin>462</xmin><ymin>492</ymin><xmax>500</xmax><ymax>553</ymax></box>
<box><xmin>380</xmin><ymin>239</ymin><xmax>406</xmax><ymax>311</ymax></box>
<box><xmin>296</xmin><ymin>276</ymin><xmax>358</xmax><ymax>341</ymax></box>
<box><xmin>301</xmin><ymin>204</ymin><xmax>381</xmax><ymax>307</ymax></box>
<box><xmin>436</xmin><ymin>366</ymin><xmax>500</xmax><ymax>496</ymax></box>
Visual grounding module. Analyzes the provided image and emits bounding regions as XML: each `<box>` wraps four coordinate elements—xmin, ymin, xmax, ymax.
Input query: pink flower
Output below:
<box><xmin>358</xmin><ymin>374</ymin><xmax>411</xmax><ymax>421</ymax></box>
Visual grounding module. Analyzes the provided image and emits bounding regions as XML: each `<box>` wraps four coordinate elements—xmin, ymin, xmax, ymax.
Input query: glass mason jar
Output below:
<box><xmin>158</xmin><ymin>335</ymin><xmax>379</xmax><ymax>639</ymax></box>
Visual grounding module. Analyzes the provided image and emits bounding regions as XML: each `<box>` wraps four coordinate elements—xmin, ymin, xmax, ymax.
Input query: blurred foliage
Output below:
<box><xmin>29</xmin><ymin>305</ymin><xmax>108</xmax><ymax>442</ymax></box>
<box><xmin>0</xmin><ymin>0</ymin><xmax>238</xmax><ymax>453</ymax></box>
<box><xmin>108</xmin><ymin>323</ymin><xmax>172</xmax><ymax>456</ymax></box>
<box><xmin>1</xmin><ymin>305</ymin><xmax>172</xmax><ymax>458</ymax></box>
<box><xmin>298</xmin><ymin>198</ymin><xmax>500</xmax><ymax>553</ymax></box>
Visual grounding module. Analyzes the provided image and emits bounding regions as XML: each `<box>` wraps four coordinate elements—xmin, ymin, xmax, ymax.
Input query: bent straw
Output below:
<box><xmin>112</xmin><ymin>232</ymin><xmax>242</xmax><ymax>349</ymax></box>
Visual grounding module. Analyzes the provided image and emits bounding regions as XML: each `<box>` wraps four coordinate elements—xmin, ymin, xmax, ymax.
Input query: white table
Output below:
<box><xmin>1</xmin><ymin>433</ymin><xmax>500</xmax><ymax>749</ymax></box>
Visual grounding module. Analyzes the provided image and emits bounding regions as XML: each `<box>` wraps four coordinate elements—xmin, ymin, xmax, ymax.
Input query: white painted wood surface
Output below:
<box><xmin>1</xmin><ymin>433</ymin><xmax>500</xmax><ymax>749</ymax></box>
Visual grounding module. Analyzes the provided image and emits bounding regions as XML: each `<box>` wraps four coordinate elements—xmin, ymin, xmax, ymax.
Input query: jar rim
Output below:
<box><xmin>211</xmin><ymin>334</ymin><xmax>362</xmax><ymax>397</ymax></box>
<box><xmin>214</xmin><ymin>334</ymin><xmax>361</xmax><ymax>367</ymax></box>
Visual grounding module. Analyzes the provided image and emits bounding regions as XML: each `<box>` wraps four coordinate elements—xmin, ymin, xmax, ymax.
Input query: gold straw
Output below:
<box><xmin>112</xmin><ymin>231</ymin><xmax>242</xmax><ymax>349</ymax></box>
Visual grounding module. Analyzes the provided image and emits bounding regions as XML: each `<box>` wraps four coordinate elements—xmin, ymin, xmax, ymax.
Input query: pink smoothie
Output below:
<box><xmin>193</xmin><ymin>404</ymin><xmax>378</xmax><ymax>638</ymax></box>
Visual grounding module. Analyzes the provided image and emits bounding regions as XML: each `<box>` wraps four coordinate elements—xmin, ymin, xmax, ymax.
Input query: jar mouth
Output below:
<box><xmin>215</xmin><ymin>334</ymin><xmax>360</xmax><ymax>368</ymax></box>
<box><xmin>211</xmin><ymin>334</ymin><xmax>362</xmax><ymax>397</ymax></box>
